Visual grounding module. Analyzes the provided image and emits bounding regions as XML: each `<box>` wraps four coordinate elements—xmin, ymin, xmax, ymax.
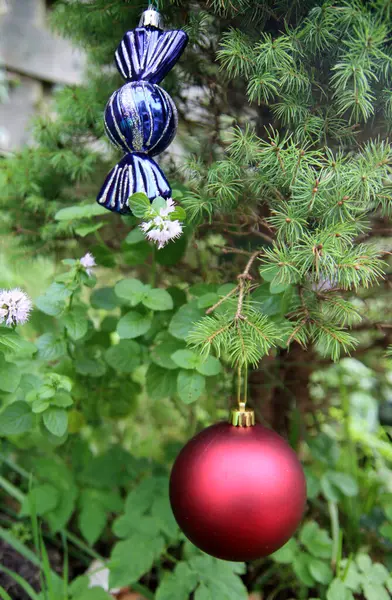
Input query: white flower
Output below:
<box><xmin>86</xmin><ymin>560</ymin><xmax>120</xmax><ymax>594</ymax></box>
<box><xmin>159</xmin><ymin>197</ymin><xmax>176</xmax><ymax>217</ymax></box>
<box><xmin>141</xmin><ymin>216</ymin><xmax>183</xmax><ymax>249</ymax></box>
<box><xmin>0</xmin><ymin>288</ymin><xmax>32</xmax><ymax>327</ymax></box>
<box><xmin>140</xmin><ymin>198</ymin><xmax>183</xmax><ymax>249</ymax></box>
<box><xmin>80</xmin><ymin>252</ymin><xmax>96</xmax><ymax>277</ymax></box>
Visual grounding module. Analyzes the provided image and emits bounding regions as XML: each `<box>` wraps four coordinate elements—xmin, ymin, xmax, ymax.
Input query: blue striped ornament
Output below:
<box><xmin>97</xmin><ymin>12</ymin><xmax>188</xmax><ymax>214</ymax></box>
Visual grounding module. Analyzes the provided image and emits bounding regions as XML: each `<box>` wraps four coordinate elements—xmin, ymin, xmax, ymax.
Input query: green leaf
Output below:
<box><xmin>309</xmin><ymin>558</ymin><xmax>333</xmax><ymax>584</ymax></box>
<box><xmin>307</xmin><ymin>433</ymin><xmax>340</xmax><ymax>465</ymax></box>
<box><xmin>33</xmin><ymin>457</ymin><xmax>77</xmax><ymax>532</ymax></box>
<box><xmin>0</xmin><ymin>356</ymin><xmax>21</xmax><ymax>392</ymax></box>
<box><xmin>300</xmin><ymin>521</ymin><xmax>332</xmax><ymax>558</ymax></box>
<box><xmin>123</xmin><ymin>241</ymin><xmax>151</xmax><ymax>266</ymax></box>
<box><xmin>293</xmin><ymin>553</ymin><xmax>315</xmax><ymax>587</ymax></box>
<box><xmin>20</xmin><ymin>484</ymin><xmax>59</xmax><ymax>517</ymax></box>
<box><xmin>328</xmin><ymin>472</ymin><xmax>358</xmax><ymax>496</ymax></box>
<box><xmin>125</xmin><ymin>228</ymin><xmax>145</xmax><ymax>245</ymax></box>
<box><xmin>36</xmin><ymin>283</ymin><xmax>72</xmax><ymax>317</ymax></box>
<box><xmin>271</xmin><ymin>538</ymin><xmax>298</xmax><ymax>564</ymax></box>
<box><xmin>171</xmin><ymin>349</ymin><xmax>199</xmax><ymax>370</ymax></box>
<box><xmin>151</xmin><ymin>337</ymin><xmax>184</xmax><ymax>370</ymax></box>
<box><xmin>0</xmin><ymin>402</ymin><xmax>33</xmax><ymax>435</ymax></box>
<box><xmin>156</xmin><ymin>234</ymin><xmax>187</xmax><ymax>266</ymax></box>
<box><xmin>36</xmin><ymin>333</ymin><xmax>67</xmax><ymax>361</ymax></box>
<box><xmin>169</xmin><ymin>304</ymin><xmax>204</xmax><ymax>340</ymax></box>
<box><xmin>129</xmin><ymin>193</ymin><xmax>151</xmax><ymax>218</ymax></box>
<box><xmin>170</xmin><ymin>206</ymin><xmax>187</xmax><ymax>221</ymax></box>
<box><xmin>380</xmin><ymin>522</ymin><xmax>392</xmax><ymax>540</ymax></box>
<box><xmin>143</xmin><ymin>288</ymin><xmax>173</xmax><ymax>311</ymax></box>
<box><xmin>114</xmin><ymin>279</ymin><xmax>146</xmax><ymax>306</ymax></box>
<box><xmin>321</xmin><ymin>471</ymin><xmax>358</xmax><ymax>501</ymax></box>
<box><xmin>384</xmin><ymin>504</ymin><xmax>392</xmax><ymax>521</ymax></box>
<box><xmin>156</xmin><ymin>562</ymin><xmax>198</xmax><ymax>600</ymax></box>
<box><xmin>197</xmin><ymin>293</ymin><xmax>220</xmax><ymax>309</ymax></box>
<box><xmin>362</xmin><ymin>583</ymin><xmax>390</xmax><ymax>600</ymax></box>
<box><xmin>0</xmin><ymin>329</ymin><xmax>32</xmax><ymax>355</ymax></box>
<box><xmin>177</xmin><ymin>371</ymin><xmax>206</xmax><ymax>404</ymax></box>
<box><xmin>75</xmin><ymin>222</ymin><xmax>104</xmax><ymax>237</ymax></box>
<box><xmin>196</xmin><ymin>355</ymin><xmax>221</xmax><ymax>376</ymax></box>
<box><xmin>43</xmin><ymin>408</ymin><xmax>68</xmax><ymax>437</ymax></box>
<box><xmin>151</xmin><ymin>196</ymin><xmax>167</xmax><ymax>212</ymax></box>
<box><xmin>91</xmin><ymin>287</ymin><xmax>120</xmax><ymax>310</ymax></box>
<box><xmin>79</xmin><ymin>502</ymin><xmax>107</xmax><ymax>546</ymax></box>
<box><xmin>105</xmin><ymin>340</ymin><xmax>141</xmax><ymax>373</ymax></box>
<box><xmin>146</xmin><ymin>364</ymin><xmax>178</xmax><ymax>400</ymax></box>
<box><xmin>187</xmin><ymin>556</ymin><xmax>247</xmax><ymax>600</ymax></box>
<box><xmin>63</xmin><ymin>307</ymin><xmax>88</xmax><ymax>340</ymax></box>
<box><xmin>327</xmin><ymin>579</ymin><xmax>355</xmax><ymax>600</ymax></box>
<box><xmin>194</xmin><ymin>585</ymin><xmax>214</xmax><ymax>600</ymax></box>
<box><xmin>55</xmin><ymin>203</ymin><xmax>107</xmax><ymax>221</ymax></box>
<box><xmin>52</xmin><ymin>391</ymin><xmax>73</xmax><ymax>408</ymax></box>
<box><xmin>304</xmin><ymin>468</ymin><xmax>321</xmax><ymax>500</ymax></box>
<box><xmin>109</xmin><ymin>533</ymin><xmax>165</xmax><ymax>588</ymax></box>
<box><xmin>75</xmin><ymin>349</ymin><xmax>107</xmax><ymax>378</ymax></box>
<box><xmin>32</xmin><ymin>399</ymin><xmax>50</xmax><ymax>414</ymax></box>
<box><xmin>117</xmin><ymin>311</ymin><xmax>152</xmax><ymax>339</ymax></box>
<box><xmin>151</xmin><ymin>495</ymin><xmax>179</xmax><ymax>541</ymax></box>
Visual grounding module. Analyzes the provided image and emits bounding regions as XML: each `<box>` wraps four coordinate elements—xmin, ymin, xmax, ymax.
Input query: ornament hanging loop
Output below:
<box><xmin>139</xmin><ymin>4</ymin><xmax>164</xmax><ymax>29</ymax></box>
<box><xmin>230</xmin><ymin>365</ymin><xmax>255</xmax><ymax>427</ymax></box>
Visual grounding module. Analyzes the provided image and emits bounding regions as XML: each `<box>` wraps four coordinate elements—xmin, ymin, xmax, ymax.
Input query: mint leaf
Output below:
<box><xmin>0</xmin><ymin>402</ymin><xmax>33</xmax><ymax>435</ymax></box>
<box><xmin>79</xmin><ymin>501</ymin><xmax>107</xmax><ymax>546</ymax></box>
<box><xmin>171</xmin><ymin>349</ymin><xmax>199</xmax><ymax>370</ymax></box>
<box><xmin>117</xmin><ymin>311</ymin><xmax>152</xmax><ymax>339</ymax></box>
<box><xmin>169</xmin><ymin>304</ymin><xmax>204</xmax><ymax>340</ymax></box>
<box><xmin>300</xmin><ymin>521</ymin><xmax>332</xmax><ymax>559</ymax></box>
<box><xmin>36</xmin><ymin>283</ymin><xmax>71</xmax><ymax>317</ymax></box>
<box><xmin>146</xmin><ymin>364</ymin><xmax>177</xmax><ymax>400</ymax></box>
<box><xmin>309</xmin><ymin>558</ymin><xmax>333</xmax><ymax>584</ymax></box>
<box><xmin>151</xmin><ymin>337</ymin><xmax>185</xmax><ymax>370</ymax></box>
<box><xmin>129</xmin><ymin>192</ymin><xmax>151</xmax><ymax>218</ymax></box>
<box><xmin>177</xmin><ymin>371</ymin><xmax>206</xmax><ymax>403</ymax></box>
<box><xmin>36</xmin><ymin>333</ymin><xmax>67</xmax><ymax>361</ymax></box>
<box><xmin>143</xmin><ymin>288</ymin><xmax>173</xmax><ymax>311</ymax></box>
<box><xmin>20</xmin><ymin>484</ymin><xmax>59</xmax><ymax>517</ymax></box>
<box><xmin>156</xmin><ymin>563</ymin><xmax>198</xmax><ymax>600</ymax></box>
<box><xmin>327</xmin><ymin>579</ymin><xmax>355</xmax><ymax>600</ymax></box>
<box><xmin>43</xmin><ymin>407</ymin><xmax>68</xmax><ymax>437</ymax></box>
<box><xmin>105</xmin><ymin>340</ymin><xmax>141</xmax><ymax>373</ymax></box>
<box><xmin>271</xmin><ymin>539</ymin><xmax>298</xmax><ymax>564</ymax></box>
<box><xmin>109</xmin><ymin>533</ymin><xmax>165</xmax><ymax>588</ymax></box>
<box><xmin>196</xmin><ymin>355</ymin><xmax>221</xmax><ymax>376</ymax></box>
<box><xmin>55</xmin><ymin>203</ymin><xmax>107</xmax><ymax>221</ymax></box>
<box><xmin>63</xmin><ymin>307</ymin><xmax>88</xmax><ymax>340</ymax></box>
<box><xmin>169</xmin><ymin>206</ymin><xmax>187</xmax><ymax>221</ymax></box>
<box><xmin>114</xmin><ymin>279</ymin><xmax>146</xmax><ymax>306</ymax></box>
<box><xmin>0</xmin><ymin>356</ymin><xmax>21</xmax><ymax>392</ymax></box>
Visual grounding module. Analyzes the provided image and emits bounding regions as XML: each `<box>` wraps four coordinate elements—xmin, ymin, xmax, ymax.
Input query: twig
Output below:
<box><xmin>236</xmin><ymin>251</ymin><xmax>263</xmax><ymax>319</ymax></box>
<box><xmin>206</xmin><ymin>285</ymin><xmax>239</xmax><ymax>314</ymax></box>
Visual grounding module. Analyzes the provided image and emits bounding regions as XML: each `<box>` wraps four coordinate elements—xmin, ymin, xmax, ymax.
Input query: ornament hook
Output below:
<box><xmin>139</xmin><ymin>3</ymin><xmax>164</xmax><ymax>29</ymax></box>
<box><xmin>230</xmin><ymin>367</ymin><xmax>255</xmax><ymax>427</ymax></box>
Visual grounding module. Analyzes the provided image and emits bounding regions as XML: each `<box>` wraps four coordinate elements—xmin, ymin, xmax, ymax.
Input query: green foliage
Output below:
<box><xmin>1</xmin><ymin>0</ymin><xmax>392</xmax><ymax>598</ymax></box>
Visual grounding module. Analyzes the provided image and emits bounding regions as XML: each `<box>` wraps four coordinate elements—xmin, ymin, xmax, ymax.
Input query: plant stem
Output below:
<box><xmin>328</xmin><ymin>501</ymin><xmax>340</xmax><ymax>571</ymax></box>
<box><xmin>0</xmin><ymin>475</ymin><xmax>24</xmax><ymax>503</ymax></box>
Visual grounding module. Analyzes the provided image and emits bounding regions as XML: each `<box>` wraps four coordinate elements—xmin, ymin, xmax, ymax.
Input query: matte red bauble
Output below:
<box><xmin>169</xmin><ymin>410</ymin><xmax>306</xmax><ymax>562</ymax></box>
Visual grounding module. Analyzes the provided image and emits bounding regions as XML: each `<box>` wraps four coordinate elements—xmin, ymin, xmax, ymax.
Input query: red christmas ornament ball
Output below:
<box><xmin>169</xmin><ymin>421</ymin><xmax>306</xmax><ymax>561</ymax></box>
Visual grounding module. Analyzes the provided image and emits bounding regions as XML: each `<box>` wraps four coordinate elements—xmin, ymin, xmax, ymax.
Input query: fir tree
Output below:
<box><xmin>1</xmin><ymin>0</ymin><xmax>392</xmax><ymax>419</ymax></box>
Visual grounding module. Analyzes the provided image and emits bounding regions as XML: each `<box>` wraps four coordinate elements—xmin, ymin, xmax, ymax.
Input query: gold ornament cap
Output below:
<box><xmin>230</xmin><ymin>402</ymin><xmax>255</xmax><ymax>427</ymax></box>
<box><xmin>139</xmin><ymin>6</ymin><xmax>164</xmax><ymax>29</ymax></box>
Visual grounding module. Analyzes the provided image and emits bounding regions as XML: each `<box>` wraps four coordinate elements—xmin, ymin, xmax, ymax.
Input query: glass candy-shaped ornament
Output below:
<box><xmin>97</xmin><ymin>6</ymin><xmax>188</xmax><ymax>214</ymax></box>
